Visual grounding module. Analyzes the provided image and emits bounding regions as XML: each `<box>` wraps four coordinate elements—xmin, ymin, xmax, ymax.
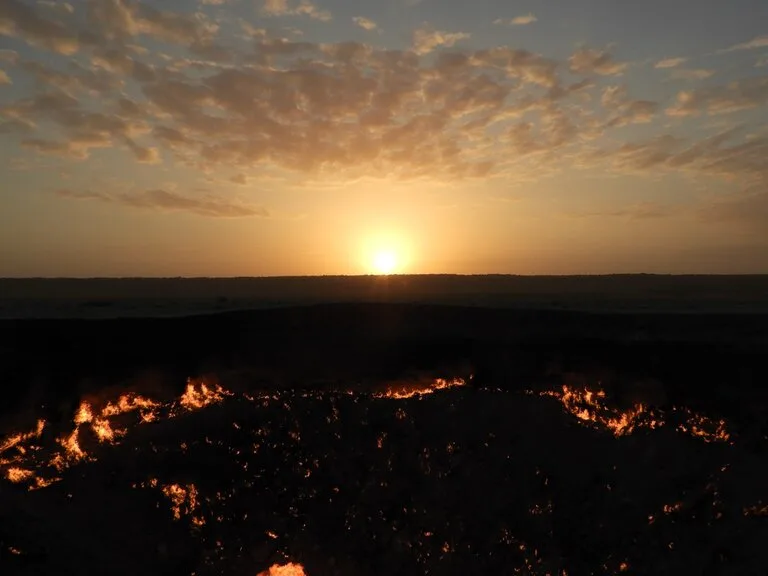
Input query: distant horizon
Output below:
<box><xmin>4</xmin><ymin>272</ymin><xmax>768</xmax><ymax>281</ymax></box>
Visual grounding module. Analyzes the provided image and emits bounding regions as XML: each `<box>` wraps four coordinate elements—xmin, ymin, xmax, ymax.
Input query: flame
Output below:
<box><xmin>373</xmin><ymin>377</ymin><xmax>467</xmax><ymax>399</ymax></box>
<box><xmin>539</xmin><ymin>385</ymin><xmax>731</xmax><ymax>443</ymax></box>
<box><xmin>0</xmin><ymin>419</ymin><xmax>45</xmax><ymax>454</ymax></box>
<box><xmin>257</xmin><ymin>563</ymin><xmax>307</xmax><ymax>576</ymax></box>
<box><xmin>162</xmin><ymin>482</ymin><xmax>204</xmax><ymax>526</ymax></box>
<box><xmin>0</xmin><ymin>379</ymin><xmax>231</xmax><ymax>490</ymax></box>
<box><xmin>674</xmin><ymin>410</ymin><xmax>730</xmax><ymax>443</ymax></box>
<box><xmin>540</xmin><ymin>386</ymin><xmax>662</xmax><ymax>437</ymax></box>
<box><xmin>6</xmin><ymin>467</ymin><xmax>33</xmax><ymax>483</ymax></box>
<box><xmin>74</xmin><ymin>402</ymin><xmax>94</xmax><ymax>425</ymax></box>
<box><xmin>177</xmin><ymin>380</ymin><xmax>231</xmax><ymax>411</ymax></box>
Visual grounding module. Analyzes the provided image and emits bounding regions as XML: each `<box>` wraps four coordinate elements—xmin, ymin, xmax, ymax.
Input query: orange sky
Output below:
<box><xmin>1</xmin><ymin>0</ymin><xmax>767</xmax><ymax>276</ymax></box>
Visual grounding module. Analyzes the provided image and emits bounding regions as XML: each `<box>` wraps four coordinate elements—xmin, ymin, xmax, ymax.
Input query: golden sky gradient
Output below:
<box><xmin>1</xmin><ymin>0</ymin><xmax>767</xmax><ymax>276</ymax></box>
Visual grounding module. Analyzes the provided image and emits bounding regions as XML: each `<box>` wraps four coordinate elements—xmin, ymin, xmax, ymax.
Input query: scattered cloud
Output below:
<box><xmin>0</xmin><ymin>49</ymin><xmax>18</xmax><ymax>64</ymax></box>
<box><xmin>669</xmin><ymin>68</ymin><xmax>715</xmax><ymax>81</ymax></box>
<box><xmin>261</xmin><ymin>0</ymin><xmax>332</xmax><ymax>21</ymax></box>
<box><xmin>655</xmin><ymin>57</ymin><xmax>687</xmax><ymax>69</ymax></box>
<box><xmin>666</xmin><ymin>77</ymin><xmax>768</xmax><ymax>116</ymax></box>
<box><xmin>352</xmin><ymin>16</ymin><xmax>377</xmax><ymax>31</ymax></box>
<box><xmin>0</xmin><ymin>0</ymin><xmax>766</xmax><ymax>208</ymax></box>
<box><xmin>55</xmin><ymin>188</ymin><xmax>268</xmax><ymax>218</ymax></box>
<box><xmin>569</xmin><ymin>47</ymin><xmax>628</xmax><ymax>76</ymax></box>
<box><xmin>721</xmin><ymin>35</ymin><xmax>768</xmax><ymax>53</ymax></box>
<box><xmin>493</xmin><ymin>14</ymin><xmax>537</xmax><ymax>26</ymax></box>
<box><xmin>0</xmin><ymin>0</ymin><xmax>79</xmax><ymax>54</ymax></box>
<box><xmin>413</xmin><ymin>26</ymin><xmax>471</xmax><ymax>55</ymax></box>
<box><xmin>598</xmin><ymin>85</ymin><xmax>658</xmax><ymax>128</ymax></box>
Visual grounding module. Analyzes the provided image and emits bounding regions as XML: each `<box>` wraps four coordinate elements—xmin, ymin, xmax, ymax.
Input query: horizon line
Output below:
<box><xmin>2</xmin><ymin>273</ymin><xmax>768</xmax><ymax>281</ymax></box>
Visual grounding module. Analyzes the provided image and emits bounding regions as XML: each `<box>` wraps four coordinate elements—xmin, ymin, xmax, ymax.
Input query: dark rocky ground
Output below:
<box><xmin>0</xmin><ymin>302</ymin><xmax>767</xmax><ymax>575</ymax></box>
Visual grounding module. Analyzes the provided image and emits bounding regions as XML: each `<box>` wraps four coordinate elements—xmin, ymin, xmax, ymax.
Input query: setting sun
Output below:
<box><xmin>371</xmin><ymin>250</ymin><xmax>398</xmax><ymax>275</ymax></box>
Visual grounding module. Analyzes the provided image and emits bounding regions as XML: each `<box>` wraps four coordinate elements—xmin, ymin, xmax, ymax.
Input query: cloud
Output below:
<box><xmin>600</xmin><ymin>86</ymin><xmax>659</xmax><ymax>128</ymax></box>
<box><xmin>668</xmin><ymin>68</ymin><xmax>715</xmax><ymax>81</ymax></box>
<box><xmin>0</xmin><ymin>49</ymin><xmax>18</xmax><ymax>64</ymax></box>
<box><xmin>85</xmin><ymin>0</ymin><xmax>218</xmax><ymax>45</ymax></box>
<box><xmin>352</xmin><ymin>16</ymin><xmax>377</xmax><ymax>31</ymax></box>
<box><xmin>413</xmin><ymin>26</ymin><xmax>471</xmax><ymax>55</ymax></box>
<box><xmin>261</xmin><ymin>0</ymin><xmax>331</xmax><ymax>21</ymax></box>
<box><xmin>21</xmin><ymin>135</ymin><xmax>112</xmax><ymax>160</ymax></box>
<box><xmin>493</xmin><ymin>14</ymin><xmax>537</xmax><ymax>26</ymax></box>
<box><xmin>655</xmin><ymin>57</ymin><xmax>687</xmax><ymax>69</ymax></box>
<box><xmin>666</xmin><ymin>77</ymin><xmax>768</xmax><ymax>116</ymax></box>
<box><xmin>124</xmin><ymin>138</ymin><xmax>161</xmax><ymax>164</ymax></box>
<box><xmin>593</xmin><ymin>127</ymin><xmax>768</xmax><ymax>187</ymax></box>
<box><xmin>569</xmin><ymin>47</ymin><xmax>627</xmax><ymax>76</ymax></box>
<box><xmin>2</xmin><ymin>2</ymin><xmax>766</xmax><ymax>199</ymax></box>
<box><xmin>0</xmin><ymin>0</ymin><xmax>79</xmax><ymax>54</ymax></box>
<box><xmin>55</xmin><ymin>188</ymin><xmax>268</xmax><ymax>218</ymax></box>
<box><xmin>721</xmin><ymin>35</ymin><xmax>768</xmax><ymax>53</ymax></box>
<box><xmin>757</xmin><ymin>55</ymin><xmax>768</xmax><ymax>68</ymax></box>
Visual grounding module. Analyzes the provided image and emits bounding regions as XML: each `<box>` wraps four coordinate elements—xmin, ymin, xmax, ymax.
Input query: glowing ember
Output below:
<box><xmin>57</xmin><ymin>428</ymin><xmax>87</xmax><ymax>462</ymax></box>
<box><xmin>100</xmin><ymin>394</ymin><xmax>159</xmax><ymax>417</ymax></box>
<box><xmin>373</xmin><ymin>377</ymin><xmax>468</xmax><ymax>399</ymax></box>
<box><xmin>0</xmin><ymin>419</ymin><xmax>45</xmax><ymax>454</ymax></box>
<box><xmin>743</xmin><ymin>502</ymin><xmax>768</xmax><ymax>517</ymax></box>
<box><xmin>6</xmin><ymin>467</ymin><xmax>33</xmax><ymax>483</ymax></box>
<box><xmin>540</xmin><ymin>385</ymin><xmax>662</xmax><ymax>437</ymax></box>
<box><xmin>257</xmin><ymin>563</ymin><xmax>307</xmax><ymax>576</ymax></box>
<box><xmin>162</xmin><ymin>482</ymin><xmax>205</xmax><ymax>526</ymax></box>
<box><xmin>0</xmin><ymin>378</ymin><xmax>238</xmax><ymax>490</ymax></box>
<box><xmin>675</xmin><ymin>410</ymin><xmax>730</xmax><ymax>443</ymax></box>
<box><xmin>539</xmin><ymin>385</ymin><xmax>731</xmax><ymax>443</ymax></box>
<box><xmin>74</xmin><ymin>402</ymin><xmax>94</xmax><ymax>425</ymax></box>
<box><xmin>177</xmin><ymin>379</ymin><xmax>231</xmax><ymax>411</ymax></box>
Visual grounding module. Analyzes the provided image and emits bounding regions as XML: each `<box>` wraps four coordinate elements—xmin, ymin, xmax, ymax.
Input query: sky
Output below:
<box><xmin>0</xmin><ymin>0</ymin><xmax>767</xmax><ymax>277</ymax></box>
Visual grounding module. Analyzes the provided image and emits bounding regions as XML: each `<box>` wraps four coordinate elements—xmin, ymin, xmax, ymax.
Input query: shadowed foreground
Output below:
<box><xmin>1</xmin><ymin>303</ymin><xmax>767</xmax><ymax>575</ymax></box>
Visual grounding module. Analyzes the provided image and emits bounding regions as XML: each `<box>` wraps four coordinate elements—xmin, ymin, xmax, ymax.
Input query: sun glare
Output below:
<box><xmin>371</xmin><ymin>250</ymin><xmax>398</xmax><ymax>275</ymax></box>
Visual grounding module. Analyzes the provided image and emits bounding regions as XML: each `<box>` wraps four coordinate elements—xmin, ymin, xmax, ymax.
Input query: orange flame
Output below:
<box><xmin>257</xmin><ymin>563</ymin><xmax>307</xmax><ymax>576</ymax></box>
<box><xmin>6</xmin><ymin>467</ymin><xmax>34</xmax><ymax>483</ymax></box>
<box><xmin>539</xmin><ymin>385</ymin><xmax>731</xmax><ymax>443</ymax></box>
<box><xmin>373</xmin><ymin>377</ymin><xmax>468</xmax><ymax>399</ymax></box>
<box><xmin>177</xmin><ymin>380</ymin><xmax>231</xmax><ymax>412</ymax></box>
<box><xmin>161</xmin><ymin>482</ymin><xmax>205</xmax><ymax>526</ymax></box>
<box><xmin>0</xmin><ymin>378</ymin><xmax>232</xmax><ymax>490</ymax></box>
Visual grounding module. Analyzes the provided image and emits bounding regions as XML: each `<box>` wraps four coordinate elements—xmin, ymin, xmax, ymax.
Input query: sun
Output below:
<box><xmin>371</xmin><ymin>249</ymin><xmax>398</xmax><ymax>275</ymax></box>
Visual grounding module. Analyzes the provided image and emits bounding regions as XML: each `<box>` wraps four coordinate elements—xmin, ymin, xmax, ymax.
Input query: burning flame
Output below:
<box><xmin>0</xmin><ymin>381</ymin><xmax>225</xmax><ymax>490</ymax></box>
<box><xmin>257</xmin><ymin>563</ymin><xmax>307</xmax><ymax>576</ymax></box>
<box><xmin>177</xmin><ymin>380</ymin><xmax>231</xmax><ymax>412</ymax></box>
<box><xmin>373</xmin><ymin>377</ymin><xmax>467</xmax><ymax>399</ymax></box>
<box><xmin>537</xmin><ymin>385</ymin><xmax>731</xmax><ymax>443</ymax></box>
<box><xmin>0</xmin><ymin>419</ymin><xmax>45</xmax><ymax>455</ymax></box>
<box><xmin>6</xmin><ymin>467</ymin><xmax>33</xmax><ymax>483</ymax></box>
<box><xmin>0</xmin><ymin>374</ymin><xmax>733</xmax><ymax>503</ymax></box>
<box><xmin>162</xmin><ymin>482</ymin><xmax>205</xmax><ymax>526</ymax></box>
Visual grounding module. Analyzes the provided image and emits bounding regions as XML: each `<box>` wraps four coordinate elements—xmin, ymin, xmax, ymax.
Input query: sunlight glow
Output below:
<box><xmin>371</xmin><ymin>249</ymin><xmax>398</xmax><ymax>275</ymax></box>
